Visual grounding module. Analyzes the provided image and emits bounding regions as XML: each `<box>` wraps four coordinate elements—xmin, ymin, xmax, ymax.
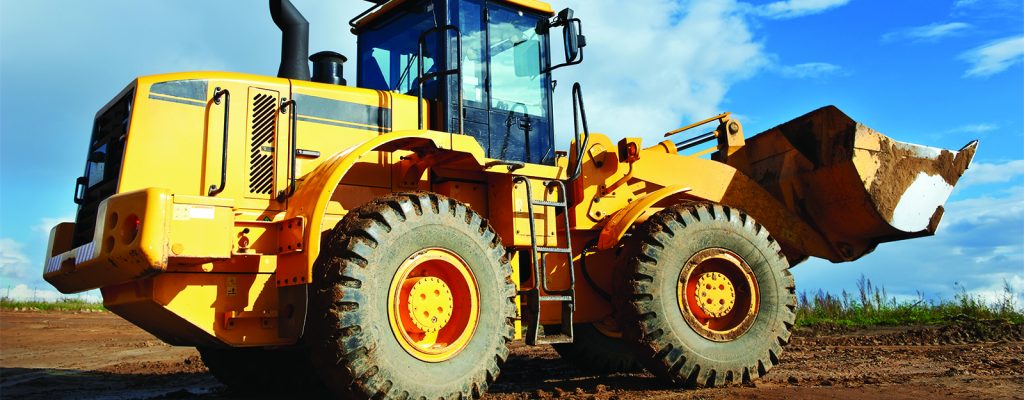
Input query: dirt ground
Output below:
<box><xmin>1</xmin><ymin>311</ymin><xmax>1022</xmax><ymax>399</ymax></box>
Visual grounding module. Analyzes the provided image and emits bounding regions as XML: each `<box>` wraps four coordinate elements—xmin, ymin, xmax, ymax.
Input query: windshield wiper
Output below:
<box><xmin>395</xmin><ymin>55</ymin><xmax>418</xmax><ymax>92</ymax></box>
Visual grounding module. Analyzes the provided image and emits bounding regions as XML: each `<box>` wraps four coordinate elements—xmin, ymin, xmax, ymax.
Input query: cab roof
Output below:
<box><xmin>353</xmin><ymin>0</ymin><xmax>555</xmax><ymax>31</ymax></box>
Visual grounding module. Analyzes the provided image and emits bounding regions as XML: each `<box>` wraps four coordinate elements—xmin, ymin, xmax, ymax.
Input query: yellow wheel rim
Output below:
<box><xmin>677</xmin><ymin>248</ymin><xmax>759</xmax><ymax>341</ymax></box>
<box><xmin>388</xmin><ymin>248</ymin><xmax>480</xmax><ymax>362</ymax></box>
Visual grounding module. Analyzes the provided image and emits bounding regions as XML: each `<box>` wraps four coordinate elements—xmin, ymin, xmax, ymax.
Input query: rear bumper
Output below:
<box><xmin>43</xmin><ymin>188</ymin><xmax>234</xmax><ymax>294</ymax></box>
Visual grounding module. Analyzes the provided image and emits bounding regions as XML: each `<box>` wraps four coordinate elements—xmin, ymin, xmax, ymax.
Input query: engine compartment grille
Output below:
<box><xmin>248</xmin><ymin>92</ymin><xmax>278</xmax><ymax>195</ymax></box>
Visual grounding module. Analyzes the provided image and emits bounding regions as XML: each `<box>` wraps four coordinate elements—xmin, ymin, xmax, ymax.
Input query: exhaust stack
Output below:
<box><xmin>270</xmin><ymin>0</ymin><xmax>310</xmax><ymax>80</ymax></box>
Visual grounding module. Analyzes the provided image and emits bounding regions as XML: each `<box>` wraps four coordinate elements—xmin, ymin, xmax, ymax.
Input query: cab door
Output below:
<box><xmin>448</xmin><ymin>0</ymin><xmax>555</xmax><ymax>165</ymax></box>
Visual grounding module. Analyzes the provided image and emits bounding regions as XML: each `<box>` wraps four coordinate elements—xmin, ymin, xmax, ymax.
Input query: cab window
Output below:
<box><xmin>358</xmin><ymin>2</ymin><xmax>438</xmax><ymax>96</ymax></box>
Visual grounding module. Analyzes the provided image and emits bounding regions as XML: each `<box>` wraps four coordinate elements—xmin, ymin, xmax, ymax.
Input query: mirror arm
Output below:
<box><xmin>542</xmin><ymin>18</ymin><xmax>586</xmax><ymax>74</ymax></box>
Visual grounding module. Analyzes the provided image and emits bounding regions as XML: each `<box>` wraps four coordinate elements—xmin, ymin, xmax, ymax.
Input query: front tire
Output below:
<box><xmin>615</xmin><ymin>202</ymin><xmax>796</xmax><ymax>387</ymax></box>
<box><xmin>307</xmin><ymin>192</ymin><xmax>516</xmax><ymax>399</ymax></box>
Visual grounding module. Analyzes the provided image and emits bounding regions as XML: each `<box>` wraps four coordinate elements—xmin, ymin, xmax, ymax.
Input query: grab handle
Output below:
<box><xmin>208</xmin><ymin>88</ymin><xmax>231</xmax><ymax>196</ymax></box>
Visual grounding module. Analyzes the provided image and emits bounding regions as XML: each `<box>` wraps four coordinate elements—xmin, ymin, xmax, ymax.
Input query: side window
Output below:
<box><xmin>358</xmin><ymin>5</ymin><xmax>437</xmax><ymax>96</ymax></box>
<box><xmin>458</xmin><ymin>0</ymin><xmax>485</xmax><ymax>105</ymax></box>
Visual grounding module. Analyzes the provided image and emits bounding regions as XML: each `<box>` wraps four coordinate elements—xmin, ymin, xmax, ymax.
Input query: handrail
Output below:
<box><xmin>277</xmin><ymin>98</ymin><xmax>298</xmax><ymax>201</ymax></box>
<box><xmin>675</xmin><ymin>131</ymin><xmax>718</xmax><ymax>152</ymax></box>
<box><xmin>417</xmin><ymin>25</ymin><xmax>463</xmax><ymax>134</ymax></box>
<box><xmin>568</xmin><ymin>82</ymin><xmax>589</xmax><ymax>181</ymax></box>
<box><xmin>73</xmin><ymin>176</ymin><xmax>88</xmax><ymax>205</ymax></box>
<box><xmin>208</xmin><ymin>88</ymin><xmax>231</xmax><ymax>196</ymax></box>
<box><xmin>663</xmin><ymin>112</ymin><xmax>730</xmax><ymax>138</ymax></box>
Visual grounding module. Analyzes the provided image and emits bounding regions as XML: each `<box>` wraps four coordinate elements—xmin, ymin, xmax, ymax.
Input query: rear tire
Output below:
<box><xmin>551</xmin><ymin>322</ymin><xmax>644</xmax><ymax>373</ymax></box>
<box><xmin>614</xmin><ymin>202</ymin><xmax>796</xmax><ymax>387</ymax></box>
<box><xmin>307</xmin><ymin>192</ymin><xmax>516</xmax><ymax>399</ymax></box>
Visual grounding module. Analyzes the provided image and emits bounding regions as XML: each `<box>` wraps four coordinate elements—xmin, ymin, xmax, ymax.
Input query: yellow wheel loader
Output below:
<box><xmin>43</xmin><ymin>0</ymin><xmax>977</xmax><ymax>397</ymax></box>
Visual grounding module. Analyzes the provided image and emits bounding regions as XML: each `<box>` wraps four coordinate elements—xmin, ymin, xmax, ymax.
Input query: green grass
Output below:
<box><xmin>1</xmin><ymin>275</ymin><xmax>1020</xmax><ymax>323</ymax></box>
<box><xmin>796</xmin><ymin>275</ymin><xmax>1023</xmax><ymax>327</ymax></box>
<box><xmin>0</xmin><ymin>297</ymin><xmax>106</xmax><ymax>312</ymax></box>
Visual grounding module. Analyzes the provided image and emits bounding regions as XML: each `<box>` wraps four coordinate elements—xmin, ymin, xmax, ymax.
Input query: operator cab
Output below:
<box><xmin>353</xmin><ymin>0</ymin><xmax>581</xmax><ymax>166</ymax></box>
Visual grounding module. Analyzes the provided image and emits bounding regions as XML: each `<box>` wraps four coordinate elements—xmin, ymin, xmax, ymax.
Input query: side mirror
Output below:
<box><xmin>564</xmin><ymin>21</ymin><xmax>580</xmax><ymax>63</ymax></box>
<box><xmin>543</xmin><ymin>8</ymin><xmax>586</xmax><ymax>73</ymax></box>
<box><xmin>513</xmin><ymin>40</ymin><xmax>541</xmax><ymax>77</ymax></box>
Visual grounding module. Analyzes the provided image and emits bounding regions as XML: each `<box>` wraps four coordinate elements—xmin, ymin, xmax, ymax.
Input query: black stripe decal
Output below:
<box><xmin>293</xmin><ymin>93</ymin><xmax>391</xmax><ymax>131</ymax></box>
<box><xmin>151</xmin><ymin>80</ymin><xmax>208</xmax><ymax>101</ymax></box>
<box><xmin>296</xmin><ymin>116</ymin><xmax>393</xmax><ymax>132</ymax></box>
<box><xmin>148</xmin><ymin>93</ymin><xmax>205</xmax><ymax>107</ymax></box>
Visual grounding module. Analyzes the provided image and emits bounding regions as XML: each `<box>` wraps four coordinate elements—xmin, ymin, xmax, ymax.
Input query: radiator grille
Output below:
<box><xmin>249</xmin><ymin>92</ymin><xmax>278</xmax><ymax>195</ymax></box>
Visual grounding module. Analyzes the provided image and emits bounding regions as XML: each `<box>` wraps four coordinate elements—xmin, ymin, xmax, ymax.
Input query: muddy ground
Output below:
<box><xmin>1</xmin><ymin>311</ymin><xmax>1022</xmax><ymax>399</ymax></box>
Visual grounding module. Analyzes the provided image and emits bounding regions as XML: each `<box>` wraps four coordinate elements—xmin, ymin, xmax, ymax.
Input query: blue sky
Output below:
<box><xmin>1</xmin><ymin>0</ymin><xmax>1022</xmax><ymax>304</ymax></box>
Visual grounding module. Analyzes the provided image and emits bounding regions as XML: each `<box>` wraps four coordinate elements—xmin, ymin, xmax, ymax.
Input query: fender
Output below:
<box><xmin>587</xmin><ymin>147</ymin><xmax>842</xmax><ymax>263</ymax></box>
<box><xmin>596</xmin><ymin>185</ymin><xmax>692</xmax><ymax>250</ymax></box>
<box><xmin>276</xmin><ymin>130</ymin><xmax>489</xmax><ymax>338</ymax></box>
<box><xmin>631</xmin><ymin>150</ymin><xmax>842</xmax><ymax>262</ymax></box>
<box><xmin>276</xmin><ymin>130</ymin><xmax>488</xmax><ymax>287</ymax></box>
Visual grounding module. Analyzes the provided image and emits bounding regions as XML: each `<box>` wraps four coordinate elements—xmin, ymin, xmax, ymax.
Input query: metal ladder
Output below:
<box><xmin>513</xmin><ymin>176</ymin><xmax>576</xmax><ymax>345</ymax></box>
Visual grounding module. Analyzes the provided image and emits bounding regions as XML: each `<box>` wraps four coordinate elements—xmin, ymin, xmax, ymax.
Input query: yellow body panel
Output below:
<box><xmin>596</xmin><ymin>184</ymin><xmax>691</xmax><ymax>250</ymax></box>
<box><xmin>102</xmin><ymin>270</ymin><xmax>287</xmax><ymax>347</ymax></box>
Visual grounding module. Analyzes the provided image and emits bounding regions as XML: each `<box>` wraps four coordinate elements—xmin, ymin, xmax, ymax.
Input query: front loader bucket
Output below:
<box><xmin>734</xmin><ymin>106</ymin><xmax>977</xmax><ymax>261</ymax></box>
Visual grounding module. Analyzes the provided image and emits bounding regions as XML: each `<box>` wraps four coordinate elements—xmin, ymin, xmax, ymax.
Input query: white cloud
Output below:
<box><xmin>553</xmin><ymin>0</ymin><xmax>768</xmax><ymax>143</ymax></box>
<box><xmin>0</xmin><ymin>284</ymin><xmax>102</xmax><ymax>302</ymax></box>
<box><xmin>750</xmin><ymin>0</ymin><xmax>850</xmax><ymax>19</ymax></box>
<box><xmin>960</xmin><ymin>35</ymin><xmax>1024</xmax><ymax>77</ymax></box>
<box><xmin>966</xmin><ymin>274</ymin><xmax>1024</xmax><ymax>308</ymax></box>
<box><xmin>4</xmin><ymin>284</ymin><xmax>61</xmax><ymax>302</ymax></box>
<box><xmin>776</xmin><ymin>62</ymin><xmax>845</xmax><ymax>79</ymax></box>
<box><xmin>958</xmin><ymin>159</ymin><xmax>1024</xmax><ymax>188</ymax></box>
<box><xmin>954</xmin><ymin>0</ymin><xmax>981</xmax><ymax>7</ymax></box>
<box><xmin>943</xmin><ymin>123</ymin><xmax>999</xmax><ymax>135</ymax></box>
<box><xmin>0</xmin><ymin>238</ymin><xmax>31</xmax><ymax>280</ymax></box>
<box><xmin>32</xmin><ymin>216</ymin><xmax>74</xmax><ymax>238</ymax></box>
<box><xmin>939</xmin><ymin>185</ymin><xmax>1024</xmax><ymax>227</ymax></box>
<box><xmin>882</xmin><ymin>22</ymin><xmax>971</xmax><ymax>43</ymax></box>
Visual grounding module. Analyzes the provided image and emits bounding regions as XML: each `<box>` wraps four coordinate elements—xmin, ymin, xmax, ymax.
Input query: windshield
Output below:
<box><xmin>358</xmin><ymin>3</ymin><xmax>437</xmax><ymax>95</ymax></box>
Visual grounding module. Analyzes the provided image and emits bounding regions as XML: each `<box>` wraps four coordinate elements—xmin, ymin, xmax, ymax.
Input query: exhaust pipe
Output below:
<box><xmin>270</xmin><ymin>0</ymin><xmax>310</xmax><ymax>80</ymax></box>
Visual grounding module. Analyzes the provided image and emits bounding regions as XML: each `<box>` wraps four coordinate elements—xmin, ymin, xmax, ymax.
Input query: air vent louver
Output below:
<box><xmin>249</xmin><ymin>92</ymin><xmax>278</xmax><ymax>195</ymax></box>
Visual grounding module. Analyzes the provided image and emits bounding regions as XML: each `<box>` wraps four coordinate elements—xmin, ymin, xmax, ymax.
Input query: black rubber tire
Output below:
<box><xmin>197</xmin><ymin>346</ymin><xmax>327</xmax><ymax>396</ymax></box>
<box><xmin>614</xmin><ymin>202</ymin><xmax>796</xmax><ymax>388</ymax></box>
<box><xmin>307</xmin><ymin>192</ymin><xmax>516</xmax><ymax>399</ymax></box>
<box><xmin>551</xmin><ymin>323</ymin><xmax>644</xmax><ymax>373</ymax></box>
